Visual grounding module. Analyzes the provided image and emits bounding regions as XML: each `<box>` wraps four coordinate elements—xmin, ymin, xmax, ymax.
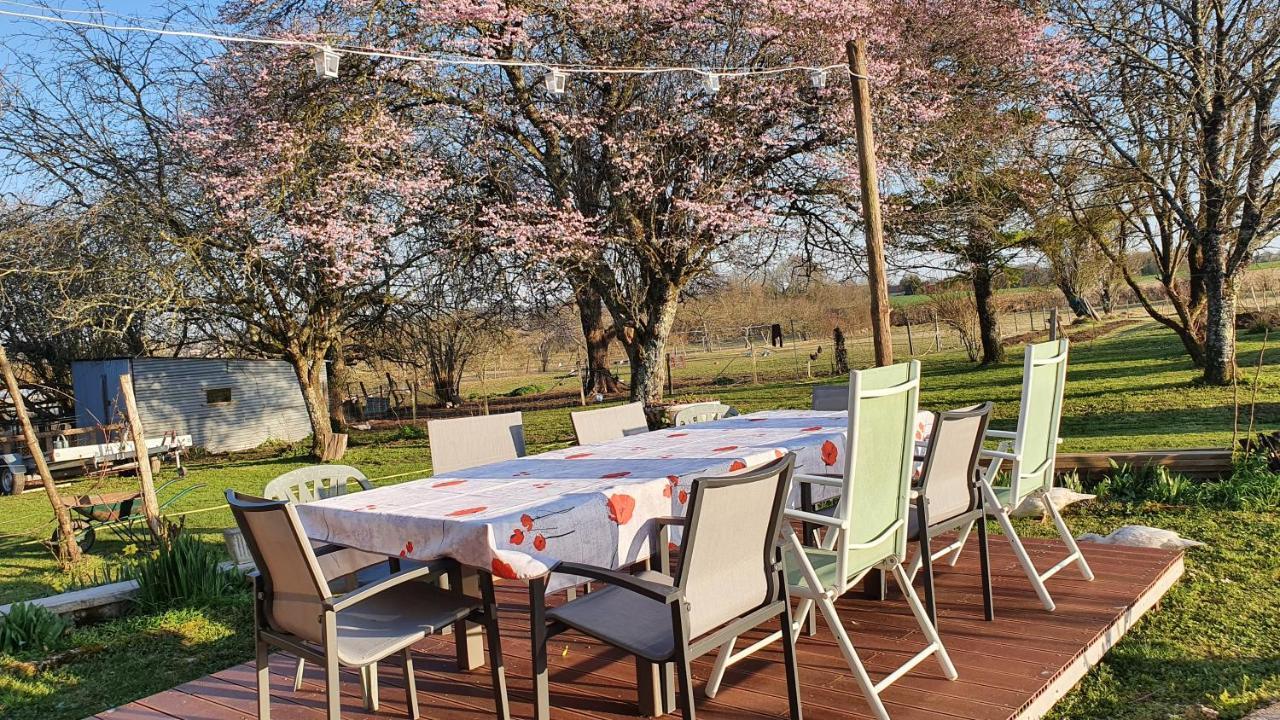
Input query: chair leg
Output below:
<box><xmin>817</xmin><ymin>596</ymin><xmax>890</xmax><ymax>720</ymax></box>
<box><xmin>479</xmin><ymin>572</ymin><xmax>511</xmax><ymax>720</ymax></box>
<box><xmin>945</xmin><ymin>519</ymin><xmax>975</xmax><ymax>566</ymax></box>
<box><xmin>293</xmin><ymin>656</ymin><xmax>306</xmax><ymax>692</ymax></box>
<box><xmin>779</xmin><ymin>601</ymin><xmax>804</xmax><ymax>720</ymax></box>
<box><xmin>919</xmin><ymin>532</ymin><xmax>938</xmax><ymax>627</ymax></box>
<box><xmin>1044</xmin><ymin>494</ymin><xmax>1095</xmax><ymax>581</ymax></box>
<box><xmin>891</xmin><ymin>563</ymin><xmax>957</xmax><ymax>680</ymax></box>
<box><xmin>256</xmin><ymin>638</ymin><xmax>272</xmax><ymax>720</ymax></box>
<box><xmin>362</xmin><ymin>662</ymin><xmax>379</xmax><ymax>712</ymax></box>
<box><xmin>324</xmin><ymin>650</ymin><xmax>342</xmax><ymax>720</ymax></box>
<box><xmin>978</xmin><ymin>500</ymin><xmax>995</xmax><ymax>621</ymax></box>
<box><xmin>982</xmin><ymin>482</ymin><xmax>1057</xmax><ymax>611</ymax></box>
<box><xmin>704</xmin><ymin>636</ymin><xmax>735</xmax><ymax>698</ymax></box>
<box><xmin>674</xmin><ymin>649</ymin><xmax>698</xmax><ymax>720</ymax></box>
<box><xmin>402</xmin><ymin>650</ymin><xmax>419</xmax><ymax>720</ymax></box>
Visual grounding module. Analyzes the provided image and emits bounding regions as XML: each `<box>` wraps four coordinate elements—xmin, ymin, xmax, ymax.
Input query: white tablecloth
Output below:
<box><xmin>296</xmin><ymin>409</ymin><xmax>932</xmax><ymax>588</ymax></box>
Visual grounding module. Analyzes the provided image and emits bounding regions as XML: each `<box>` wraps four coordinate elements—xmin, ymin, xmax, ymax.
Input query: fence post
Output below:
<box><xmin>666</xmin><ymin>353</ymin><xmax>675</xmax><ymax>396</ymax></box>
<box><xmin>905</xmin><ymin>316</ymin><xmax>915</xmax><ymax>356</ymax></box>
<box><xmin>1049</xmin><ymin>308</ymin><xmax>1060</xmax><ymax>340</ymax></box>
<box><xmin>1028</xmin><ymin>308</ymin><xmax>1036</xmax><ymax>332</ymax></box>
<box><xmin>119</xmin><ymin>374</ymin><xmax>164</xmax><ymax>540</ymax></box>
<box><xmin>933</xmin><ymin>310</ymin><xmax>941</xmax><ymax>351</ymax></box>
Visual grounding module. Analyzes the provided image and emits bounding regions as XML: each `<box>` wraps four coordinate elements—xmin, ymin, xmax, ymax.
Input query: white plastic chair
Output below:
<box><xmin>671</xmin><ymin>402</ymin><xmax>738</xmax><ymax>426</ymax></box>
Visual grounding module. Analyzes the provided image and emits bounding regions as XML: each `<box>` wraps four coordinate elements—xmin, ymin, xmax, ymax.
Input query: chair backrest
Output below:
<box><xmin>671</xmin><ymin>402</ymin><xmax>737</xmax><ymax>427</ymax></box>
<box><xmin>811</xmin><ymin>383</ymin><xmax>848</xmax><ymax>411</ymax></box>
<box><xmin>677</xmin><ymin>453</ymin><xmax>795</xmax><ymax>639</ymax></box>
<box><xmin>570</xmin><ymin>402</ymin><xmax>648</xmax><ymax>446</ymax></box>
<box><xmin>831</xmin><ymin>361</ymin><xmax>920</xmax><ymax>584</ymax></box>
<box><xmin>428</xmin><ymin>412</ymin><xmax>526</xmax><ymax>474</ymax></box>
<box><xmin>263</xmin><ymin>465</ymin><xmax>370</xmax><ymax>504</ymax></box>
<box><xmin>917</xmin><ymin>403</ymin><xmax>993</xmax><ymax>524</ymax></box>
<box><xmin>226</xmin><ymin>489</ymin><xmax>329</xmax><ymax>644</ymax></box>
<box><xmin>1010</xmin><ymin>339</ymin><xmax>1069</xmax><ymax>501</ymax></box>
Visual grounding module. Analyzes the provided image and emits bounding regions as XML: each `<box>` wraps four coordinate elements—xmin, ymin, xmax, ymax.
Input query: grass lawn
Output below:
<box><xmin>0</xmin><ymin>319</ymin><xmax>1277</xmax><ymax>718</ymax></box>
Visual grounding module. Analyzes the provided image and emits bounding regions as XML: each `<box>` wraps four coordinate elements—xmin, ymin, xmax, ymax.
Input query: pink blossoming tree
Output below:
<box><xmin>228</xmin><ymin>0</ymin><xmax>1072</xmax><ymax>404</ymax></box>
<box><xmin>177</xmin><ymin>43</ymin><xmax>450</xmax><ymax>455</ymax></box>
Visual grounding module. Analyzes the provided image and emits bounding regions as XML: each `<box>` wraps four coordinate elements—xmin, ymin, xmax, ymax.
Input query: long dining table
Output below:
<box><xmin>295</xmin><ymin>409</ymin><xmax>932</xmax><ymax>718</ymax></box>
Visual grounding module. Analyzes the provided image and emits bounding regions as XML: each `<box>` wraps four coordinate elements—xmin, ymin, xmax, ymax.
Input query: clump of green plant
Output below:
<box><xmin>0</xmin><ymin>602</ymin><xmax>69</xmax><ymax>655</ymax></box>
<box><xmin>393</xmin><ymin>424</ymin><xmax>426</xmax><ymax>440</ymax></box>
<box><xmin>506</xmin><ymin>384</ymin><xmax>544</xmax><ymax>397</ymax></box>
<box><xmin>132</xmin><ymin>532</ymin><xmax>244</xmax><ymax>610</ymax></box>
<box><xmin>1091</xmin><ymin>456</ymin><xmax>1280</xmax><ymax>510</ymax></box>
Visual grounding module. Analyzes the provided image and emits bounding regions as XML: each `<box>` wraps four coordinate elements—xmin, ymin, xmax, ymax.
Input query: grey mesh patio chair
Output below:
<box><xmin>707</xmin><ymin>361</ymin><xmax>956</xmax><ymax>720</ymax></box>
<box><xmin>427</xmin><ymin>412</ymin><xmax>526</xmax><ymax>474</ymax></box>
<box><xmin>226</xmin><ymin>489</ymin><xmax>510</xmax><ymax>720</ymax></box>
<box><xmin>536</xmin><ymin>454</ymin><xmax>803</xmax><ymax>720</ymax></box>
<box><xmin>968</xmin><ymin>339</ymin><xmax>1094</xmax><ymax>612</ymax></box>
<box><xmin>811</xmin><ymin>383</ymin><xmax>848</xmax><ymax>411</ymax></box>
<box><xmin>671</xmin><ymin>401</ymin><xmax>738</xmax><ymax>426</ymax></box>
<box><xmin>570</xmin><ymin>401</ymin><xmax>648</xmax><ymax>445</ymax></box>
<box><xmin>264</xmin><ymin>465</ymin><xmax>410</xmax><ymax>703</ymax></box>
<box><xmin>906</xmin><ymin>403</ymin><xmax>995</xmax><ymax>626</ymax></box>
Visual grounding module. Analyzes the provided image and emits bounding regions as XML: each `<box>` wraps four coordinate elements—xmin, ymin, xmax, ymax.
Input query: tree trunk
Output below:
<box><xmin>1055</xmin><ymin>280</ymin><xmax>1101</xmax><ymax>321</ymax></box>
<box><xmin>289</xmin><ymin>352</ymin><xmax>334</xmax><ymax>458</ymax></box>
<box><xmin>325</xmin><ymin>343</ymin><xmax>349</xmax><ymax>431</ymax></box>
<box><xmin>0</xmin><ymin>344</ymin><xmax>81</xmax><ymax>564</ymax></box>
<box><xmin>1201</xmin><ymin>265</ymin><xmax>1238</xmax><ymax>385</ymax></box>
<box><xmin>624</xmin><ymin>288</ymin><xmax>681</xmax><ymax>405</ymax></box>
<box><xmin>972</xmin><ymin>261</ymin><xmax>1005</xmax><ymax>364</ymax></box>
<box><xmin>576</xmin><ymin>286</ymin><xmax>621</xmax><ymax>395</ymax></box>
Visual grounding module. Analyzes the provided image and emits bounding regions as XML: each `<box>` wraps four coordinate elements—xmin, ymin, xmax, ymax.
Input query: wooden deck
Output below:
<box><xmin>92</xmin><ymin>538</ymin><xmax>1184</xmax><ymax>720</ymax></box>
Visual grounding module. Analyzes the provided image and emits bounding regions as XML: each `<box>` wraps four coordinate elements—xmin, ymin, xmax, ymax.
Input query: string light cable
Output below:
<box><xmin>0</xmin><ymin>2</ymin><xmax>863</xmax><ymax>88</ymax></box>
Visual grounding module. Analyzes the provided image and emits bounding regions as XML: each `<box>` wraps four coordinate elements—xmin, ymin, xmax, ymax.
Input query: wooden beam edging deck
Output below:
<box><xmin>1014</xmin><ymin>552</ymin><xmax>1186</xmax><ymax>720</ymax></box>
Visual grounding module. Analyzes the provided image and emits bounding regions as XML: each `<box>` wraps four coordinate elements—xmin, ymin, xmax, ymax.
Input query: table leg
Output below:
<box><xmin>449</xmin><ymin>566</ymin><xmax>486</xmax><ymax>671</ymax></box>
<box><xmin>635</xmin><ymin>658</ymin><xmax>676</xmax><ymax>716</ymax></box>
<box><xmin>530</xmin><ymin>577</ymin><xmax>551</xmax><ymax>720</ymax></box>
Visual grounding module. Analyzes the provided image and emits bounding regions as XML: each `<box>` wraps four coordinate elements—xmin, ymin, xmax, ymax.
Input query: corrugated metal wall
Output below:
<box><xmin>128</xmin><ymin>358</ymin><xmax>313</xmax><ymax>453</ymax></box>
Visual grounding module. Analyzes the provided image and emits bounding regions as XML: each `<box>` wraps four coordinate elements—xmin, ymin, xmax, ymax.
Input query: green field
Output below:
<box><xmin>1</xmin><ymin>319</ymin><xmax>1278</xmax><ymax>720</ymax></box>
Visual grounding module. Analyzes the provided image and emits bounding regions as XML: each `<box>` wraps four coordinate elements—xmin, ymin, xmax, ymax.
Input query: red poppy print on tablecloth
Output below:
<box><xmin>608</xmin><ymin>494</ymin><xmax>636</xmax><ymax>524</ymax></box>
<box><xmin>713</xmin><ymin>445</ymin><xmax>739</xmax><ymax>453</ymax></box>
<box><xmin>520</xmin><ymin>514</ymin><xmax>535</xmax><ymax>529</ymax></box>
<box><xmin>729</xmin><ymin>460</ymin><xmax>747</xmax><ymax>472</ymax></box>
<box><xmin>491</xmin><ymin>557</ymin><xmax>517</xmax><ymax>579</ymax></box>
<box><xmin>399</xmin><ymin>540</ymin><xmax>415</xmax><ymax>558</ymax></box>
<box><xmin>448</xmin><ymin>506</ymin><xmax>487</xmax><ymax>517</ymax></box>
<box><xmin>510</xmin><ymin>529</ymin><xmax>525</xmax><ymax>545</ymax></box>
<box><xmin>663</xmin><ymin>475</ymin><xmax>679</xmax><ymax>498</ymax></box>
<box><xmin>533</xmin><ymin>534</ymin><xmax>547</xmax><ymax>551</ymax></box>
<box><xmin>748</xmin><ymin>418</ymin><xmax>767</xmax><ymax>422</ymax></box>
<box><xmin>668</xmin><ymin>433</ymin><xmax>687</xmax><ymax>438</ymax></box>
<box><xmin>432</xmin><ymin>480</ymin><xmax>465</xmax><ymax>488</ymax></box>
<box><xmin>774</xmin><ymin>449</ymin><xmax>785</xmax><ymax>459</ymax></box>
<box><xmin>678</xmin><ymin>489</ymin><xmax>688</xmax><ymax>503</ymax></box>
<box><xmin>802</xmin><ymin>426</ymin><xmax>823</xmax><ymax>432</ymax></box>
<box><xmin>601</xmin><ymin>471</ymin><xmax>631</xmax><ymax>479</ymax></box>
<box><xmin>565</xmin><ymin>452</ymin><xmax>593</xmax><ymax>460</ymax></box>
<box><xmin>821</xmin><ymin>440</ymin><xmax>839</xmax><ymax>466</ymax></box>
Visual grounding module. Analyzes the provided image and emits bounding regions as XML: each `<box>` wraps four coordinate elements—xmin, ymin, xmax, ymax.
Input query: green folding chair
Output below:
<box><xmin>972</xmin><ymin>338</ymin><xmax>1094</xmax><ymax>611</ymax></box>
<box><xmin>706</xmin><ymin>361</ymin><xmax>956</xmax><ymax>720</ymax></box>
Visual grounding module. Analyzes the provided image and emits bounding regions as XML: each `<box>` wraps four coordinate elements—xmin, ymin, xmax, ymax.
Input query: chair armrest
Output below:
<box><xmin>324</xmin><ymin>558</ymin><xmax>455</xmax><ymax>612</ymax></box>
<box><xmin>784</xmin><ymin>507</ymin><xmax>843</xmax><ymax>528</ymax></box>
<box><xmin>655</xmin><ymin>516</ymin><xmax>686</xmax><ymax>527</ymax></box>
<box><xmin>980</xmin><ymin>448</ymin><xmax>1019</xmax><ymax>462</ymax></box>
<box><xmin>551</xmin><ymin>562</ymin><xmax>683</xmax><ymax>604</ymax></box>
<box><xmin>985</xmin><ymin>429</ymin><xmax>1017</xmax><ymax>440</ymax></box>
<box><xmin>794</xmin><ymin>473</ymin><xmax>843</xmax><ymax>488</ymax></box>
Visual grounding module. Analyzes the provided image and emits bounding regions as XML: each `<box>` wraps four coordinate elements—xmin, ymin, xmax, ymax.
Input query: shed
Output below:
<box><xmin>70</xmin><ymin>357</ymin><xmax>314</xmax><ymax>453</ymax></box>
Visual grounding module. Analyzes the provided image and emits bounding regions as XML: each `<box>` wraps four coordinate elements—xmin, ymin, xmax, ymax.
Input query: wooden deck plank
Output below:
<box><xmin>94</xmin><ymin>538</ymin><xmax>1182</xmax><ymax>720</ymax></box>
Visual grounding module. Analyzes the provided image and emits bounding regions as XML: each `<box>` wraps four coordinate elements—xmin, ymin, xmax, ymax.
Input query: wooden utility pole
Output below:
<box><xmin>119</xmin><ymin>374</ymin><xmax>164</xmax><ymax>540</ymax></box>
<box><xmin>847</xmin><ymin>38</ymin><xmax>893</xmax><ymax>367</ymax></box>
<box><xmin>0</xmin><ymin>344</ymin><xmax>81</xmax><ymax>563</ymax></box>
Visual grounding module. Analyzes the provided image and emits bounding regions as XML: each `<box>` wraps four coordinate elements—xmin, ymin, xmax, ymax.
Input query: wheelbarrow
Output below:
<box><xmin>52</xmin><ymin>478</ymin><xmax>205</xmax><ymax>553</ymax></box>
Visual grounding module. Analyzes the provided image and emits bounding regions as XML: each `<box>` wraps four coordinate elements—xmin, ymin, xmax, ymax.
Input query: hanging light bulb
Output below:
<box><xmin>809</xmin><ymin>69</ymin><xmax>828</xmax><ymax>90</ymax></box>
<box><xmin>314</xmin><ymin>46</ymin><xmax>341</xmax><ymax>79</ymax></box>
<box><xmin>544</xmin><ymin>68</ymin><xmax>567</xmax><ymax>94</ymax></box>
<box><xmin>703</xmin><ymin>72</ymin><xmax>720</xmax><ymax>94</ymax></box>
